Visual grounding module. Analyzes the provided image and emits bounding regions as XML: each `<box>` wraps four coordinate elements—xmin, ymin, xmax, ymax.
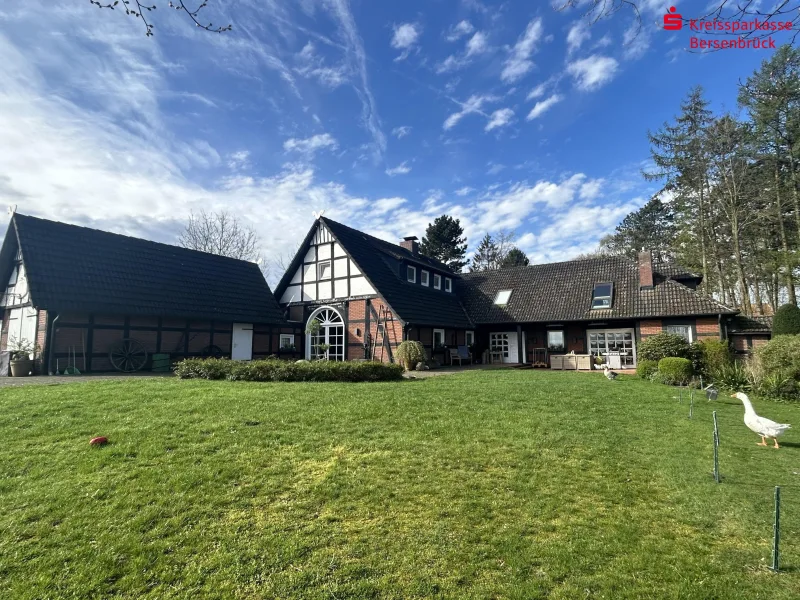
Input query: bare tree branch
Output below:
<box><xmin>178</xmin><ymin>210</ymin><xmax>261</xmax><ymax>262</ymax></box>
<box><xmin>89</xmin><ymin>0</ymin><xmax>231</xmax><ymax>36</ymax></box>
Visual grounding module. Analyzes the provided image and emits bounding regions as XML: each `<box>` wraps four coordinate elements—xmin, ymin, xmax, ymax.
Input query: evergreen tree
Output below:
<box><xmin>773</xmin><ymin>303</ymin><xmax>800</xmax><ymax>335</ymax></box>
<box><xmin>600</xmin><ymin>197</ymin><xmax>675</xmax><ymax>260</ymax></box>
<box><xmin>419</xmin><ymin>215</ymin><xmax>469</xmax><ymax>272</ymax></box>
<box><xmin>500</xmin><ymin>247</ymin><xmax>530</xmax><ymax>268</ymax></box>
<box><xmin>470</xmin><ymin>234</ymin><xmax>499</xmax><ymax>272</ymax></box>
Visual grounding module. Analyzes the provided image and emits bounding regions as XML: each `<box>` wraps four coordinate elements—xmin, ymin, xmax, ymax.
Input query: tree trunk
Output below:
<box><xmin>774</xmin><ymin>165</ymin><xmax>797</xmax><ymax>305</ymax></box>
<box><xmin>730</xmin><ymin>214</ymin><xmax>752</xmax><ymax>314</ymax></box>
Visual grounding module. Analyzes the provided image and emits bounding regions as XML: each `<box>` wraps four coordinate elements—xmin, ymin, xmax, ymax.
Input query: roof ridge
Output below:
<box><xmin>13</xmin><ymin>213</ymin><xmax>262</xmax><ymax>268</ymax></box>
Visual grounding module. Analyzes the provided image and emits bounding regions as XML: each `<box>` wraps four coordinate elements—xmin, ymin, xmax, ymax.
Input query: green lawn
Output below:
<box><xmin>1</xmin><ymin>371</ymin><xmax>799</xmax><ymax>599</ymax></box>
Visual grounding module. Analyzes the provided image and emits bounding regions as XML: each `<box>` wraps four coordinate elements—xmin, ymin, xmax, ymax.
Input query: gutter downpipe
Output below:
<box><xmin>47</xmin><ymin>313</ymin><xmax>60</xmax><ymax>375</ymax></box>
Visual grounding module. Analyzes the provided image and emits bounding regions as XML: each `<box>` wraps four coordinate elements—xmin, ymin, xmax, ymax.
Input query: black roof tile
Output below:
<box><xmin>4</xmin><ymin>214</ymin><xmax>286</xmax><ymax>324</ymax></box>
<box><xmin>728</xmin><ymin>315</ymin><xmax>772</xmax><ymax>333</ymax></box>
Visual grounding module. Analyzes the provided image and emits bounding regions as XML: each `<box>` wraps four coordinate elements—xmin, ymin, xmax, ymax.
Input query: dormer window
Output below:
<box><xmin>407</xmin><ymin>265</ymin><xmax>417</xmax><ymax>283</ymax></box>
<box><xmin>494</xmin><ymin>289</ymin><xmax>512</xmax><ymax>305</ymax></box>
<box><xmin>433</xmin><ymin>274</ymin><xmax>441</xmax><ymax>289</ymax></box>
<box><xmin>318</xmin><ymin>260</ymin><xmax>331</xmax><ymax>280</ymax></box>
<box><xmin>445</xmin><ymin>278</ymin><xmax>452</xmax><ymax>292</ymax></box>
<box><xmin>591</xmin><ymin>283</ymin><xmax>613</xmax><ymax>309</ymax></box>
<box><xmin>421</xmin><ymin>270</ymin><xmax>429</xmax><ymax>286</ymax></box>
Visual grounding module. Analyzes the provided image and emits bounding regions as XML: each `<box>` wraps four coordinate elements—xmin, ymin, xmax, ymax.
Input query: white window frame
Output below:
<box><xmin>665</xmin><ymin>325</ymin><xmax>693</xmax><ymax>343</ymax></box>
<box><xmin>279</xmin><ymin>334</ymin><xmax>295</xmax><ymax>350</ymax></box>
<box><xmin>465</xmin><ymin>330</ymin><xmax>475</xmax><ymax>347</ymax></box>
<box><xmin>407</xmin><ymin>265</ymin><xmax>417</xmax><ymax>283</ymax></box>
<box><xmin>547</xmin><ymin>330</ymin><xmax>565</xmax><ymax>352</ymax></box>
<box><xmin>433</xmin><ymin>274</ymin><xmax>442</xmax><ymax>290</ymax></box>
<box><xmin>421</xmin><ymin>270</ymin><xmax>430</xmax><ymax>287</ymax></box>
<box><xmin>317</xmin><ymin>260</ymin><xmax>332</xmax><ymax>281</ymax></box>
<box><xmin>445</xmin><ymin>278</ymin><xmax>452</xmax><ymax>292</ymax></box>
<box><xmin>494</xmin><ymin>289</ymin><xmax>512</xmax><ymax>305</ymax></box>
<box><xmin>433</xmin><ymin>328</ymin><xmax>445</xmax><ymax>348</ymax></box>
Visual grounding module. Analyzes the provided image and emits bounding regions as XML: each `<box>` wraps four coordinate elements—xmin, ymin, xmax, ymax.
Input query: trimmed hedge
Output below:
<box><xmin>174</xmin><ymin>358</ymin><xmax>404</xmax><ymax>382</ymax></box>
<box><xmin>396</xmin><ymin>340</ymin><xmax>426</xmax><ymax>371</ymax></box>
<box><xmin>657</xmin><ymin>357</ymin><xmax>693</xmax><ymax>386</ymax></box>
<box><xmin>693</xmin><ymin>338</ymin><xmax>732</xmax><ymax>378</ymax></box>
<box><xmin>636</xmin><ymin>360</ymin><xmax>658</xmax><ymax>380</ymax></box>
<box><xmin>772</xmin><ymin>304</ymin><xmax>800</xmax><ymax>336</ymax></box>
<box><xmin>638</xmin><ymin>333</ymin><xmax>692</xmax><ymax>362</ymax></box>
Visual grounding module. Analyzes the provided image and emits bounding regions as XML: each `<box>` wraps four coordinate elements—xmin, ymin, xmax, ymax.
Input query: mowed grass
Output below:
<box><xmin>1</xmin><ymin>372</ymin><xmax>799</xmax><ymax>599</ymax></box>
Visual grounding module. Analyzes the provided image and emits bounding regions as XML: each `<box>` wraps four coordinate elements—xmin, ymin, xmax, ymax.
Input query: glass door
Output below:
<box><xmin>588</xmin><ymin>329</ymin><xmax>636</xmax><ymax>368</ymax></box>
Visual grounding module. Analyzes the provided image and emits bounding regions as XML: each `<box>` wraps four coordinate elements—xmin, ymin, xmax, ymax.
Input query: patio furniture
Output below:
<box><xmin>449</xmin><ymin>346</ymin><xmax>472</xmax><ymax>366</ymax></box>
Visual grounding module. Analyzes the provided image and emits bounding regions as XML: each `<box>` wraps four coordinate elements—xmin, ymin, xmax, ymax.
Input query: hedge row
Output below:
<box><xmin>174</xmin><ymin>358</ymin><xmax>404</xmax><ymax>382</ymax></box>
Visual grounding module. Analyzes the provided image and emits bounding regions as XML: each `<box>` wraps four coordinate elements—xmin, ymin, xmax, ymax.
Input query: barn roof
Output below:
<box><xmin>0</xmin><ymin>214</ymin><xmax>287</xmax><ymax>325</ymax></box>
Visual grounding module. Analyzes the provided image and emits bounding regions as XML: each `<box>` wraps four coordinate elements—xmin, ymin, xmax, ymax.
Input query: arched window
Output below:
<box><xmin>306</xmin><ymin>306</ymin><xmax>345</xmax><ymax>361</ymax></box>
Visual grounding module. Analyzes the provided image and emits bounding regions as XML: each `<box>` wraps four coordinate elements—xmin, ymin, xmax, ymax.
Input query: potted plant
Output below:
<box><xmin>316</xmin><ymin>343</ymin><xmax>331</xmax><ymax>361</ymax></box>
<box><xmin>8</xmin><ymin>337</ymin><xmax>38</xmax><ymax>377</ymax></box>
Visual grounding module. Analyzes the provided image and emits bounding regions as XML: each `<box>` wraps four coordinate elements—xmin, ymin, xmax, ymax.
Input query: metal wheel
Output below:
<box><xmin>201</xmin><ymin>344</ymin><xmax>225</xmax><ymax>359</ymax></box>
<box><xmin>109</xmin><ymin>338</ymin><xmax>148</xmax><ymax>373</ymax></box>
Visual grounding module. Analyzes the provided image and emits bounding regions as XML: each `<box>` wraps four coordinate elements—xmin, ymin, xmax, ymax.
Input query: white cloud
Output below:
<box><xmin>391</xmin><ymin>22</ymin><xmax>420</xmax><ymax>60</ymax></box>
<box><xmin>228</xmin><ymin>151</ymin><xmax>251</xmax><ymax>171</ymax></box>
<box><xmin>487</xmin><ymin>162</ymin><xmax>506</xmax><ymax>175</ymax></box>
<box><xmin>526</xmin><ymin>93</ymin><xmax>563</xmax><ymax>120</ymax></box>
<box><xmin>566</xmin><ymin>21</ymin><xmax>590</xmax><ymax>55</ymax></box>
<box><xmin>567</xmin><ymin>55</ymin><xmax>619</xmax><ymax>91</ymax></box>
<box><xmin>443</xmin><ymin>94</ymin><xmax>496</xmax><ymax>130</ymax></box>
<box><xmin>455</xmin><ymin>186</ymin><xmax>474</xmax><ymax>196</ymax></box>
<box><xmin>527</xmin><ymin>81</ymin><xmax>550</xmax><ymax>100</ymax></box>
<box><xmin>465</xmin><ymin>32</ymin><xmax>489</xmax><ymax>57</ymax></box>
<box><xmin>485</xmin><ymin>108</ymin><xmax>514</xmax><ymax>131</ymax></box>
<box><xmin>371</xmin><ymin>197</ymin><xmax>407</xmax><ymax>214</ymax></box>
<box><xmin>295</xmin><ymin>41</ymin><xmax>348</xmax><ymax>88</ymax></box>
<box><xmin>501</xmin><ymin>18</ymin><xmax>544</xmax><ymax>83</ymax></box>
<box><xmin>283</xmin><ymin>133</ymin><xmax>338</xmax><ymax>155</ymax></box>
<box><xmin>446</xmin><ymin>20</ymin><xmax>474</xmax><ymax>42</ymax></box>
<box><xmin>385</xmin><ymin>161</ymin><xmax>412</xmax><ymax>176</ymax></box>
<box><xmin>436</xmin><ymin>54</ymin><xmax>467</xmax><ymax>74</ymax></box>
<box><xmin>391</xmin><ymin>125</ymin><xmax>412</xmax><ymax>138</ymax></box>
<box><xmin>579</xmin><ymin>178</ymin><xmax>605</xmax><ymax>200</ymax></box>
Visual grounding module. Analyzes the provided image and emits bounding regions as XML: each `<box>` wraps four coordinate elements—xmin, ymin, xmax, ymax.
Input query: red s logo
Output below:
<box><xmin>663</xmin><ymin>6</ymin><xmax>682</xmax><ymax>30</ymax></box>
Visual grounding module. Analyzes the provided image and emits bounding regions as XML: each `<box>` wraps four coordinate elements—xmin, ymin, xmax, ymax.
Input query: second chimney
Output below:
<box><xmin>638</xmin><ymin>250</ymin><xmax>654</xmax><ymax>289</ymax></box>
<box><xmin>400</xmin><ymin>235</ymin><xmax>419</xmax><ymax>255</ymax></box>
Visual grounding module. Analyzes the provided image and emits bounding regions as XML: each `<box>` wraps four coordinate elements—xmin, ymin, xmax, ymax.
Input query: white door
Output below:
<box><xmin>231</xmin><ymin>323</ymin><xmax>253</xmax><ymax>361</ymax></box>
<box><xmin>489</xmin><ymin>332</ymin><xmax>519</xmax><ymax>363</ymax></box>
<box><xmin>3</xmin><ymin>306</ymin><xmax>37</xmax><ymax>353</ymax></box>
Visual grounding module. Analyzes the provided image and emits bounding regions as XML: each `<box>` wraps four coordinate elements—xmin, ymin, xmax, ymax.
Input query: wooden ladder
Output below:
<box><xmin>370</xmin><ymin>304</ymin><xmax>395</xmax><ymax>363</ymax></box>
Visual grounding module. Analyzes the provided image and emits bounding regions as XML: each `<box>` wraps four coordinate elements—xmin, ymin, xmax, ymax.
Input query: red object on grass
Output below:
<box><xmin>89</xmin><ymin>436</ymin><xmax>108</xmax><ymax>446</ymax></box>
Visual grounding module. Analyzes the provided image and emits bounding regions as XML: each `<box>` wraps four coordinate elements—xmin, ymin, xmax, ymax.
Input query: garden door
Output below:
<box><xmin>306</xmin><ymin>307</ymin><xmax>345</xmax><ymax>361</ymax></box>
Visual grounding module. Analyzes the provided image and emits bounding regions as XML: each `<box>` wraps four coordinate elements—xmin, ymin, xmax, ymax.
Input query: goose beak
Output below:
<box><xmin>730</xmin><ymin>393</ymin><xmax>736</xmax><ymax>398</ymax></box>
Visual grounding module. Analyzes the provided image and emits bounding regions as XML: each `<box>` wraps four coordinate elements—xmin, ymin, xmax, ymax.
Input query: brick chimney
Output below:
<box><xmin>638</xmin><ymin>250</ymin><xmax>654</xmax><ymax>290</ymax></box>
<box><xmin>400</xmin><ymin>236</ymin><xmax>419</xmax><ymax>255</ymax></box>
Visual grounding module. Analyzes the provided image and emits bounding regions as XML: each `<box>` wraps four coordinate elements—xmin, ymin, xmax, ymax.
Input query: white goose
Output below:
<box><xmin>731</xmin><ymin>392</ymin><xmax>791</xmax><ymax>449</ymax></box>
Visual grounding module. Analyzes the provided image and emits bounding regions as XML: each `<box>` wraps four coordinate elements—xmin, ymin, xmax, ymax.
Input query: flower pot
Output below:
<box><xmin>10</xmin><ymin>358</ymin><xmax>34</xmax><ymax>377</ymax></box>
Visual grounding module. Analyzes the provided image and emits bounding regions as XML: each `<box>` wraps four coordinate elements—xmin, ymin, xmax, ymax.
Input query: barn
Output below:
<box><xmin>0</xmin><ymin>214</ymin><xmax>295</xmax><ymax>374</ymax></box>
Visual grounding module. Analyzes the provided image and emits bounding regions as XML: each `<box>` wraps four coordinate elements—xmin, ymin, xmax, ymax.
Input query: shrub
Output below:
<box><xmin>636</xmin><ymin>360</ymin><xmax>658</xmax><ymax>380</ymax></box>
<box><xmin>710</xmin><ymin>362</ymin><xmax>750</xmax><ymax>392</ymax></box>
<box><xmin>174</xmin><ymin>358</ymin><xmax>404</xmax><ymax>382</ymax></box>
<box><xmin>638</xmin><ymin>333</ymin><xmax>692</xmax><ymax>362</ymax></box>
<box><xmin>692</xmin><ymin>338</ymin><xmax>732</xmax><ymax>377</ymax></box>
<box><xmin>755</xmin><ymin>335</ymin><xmax>800</xmax><ymax>382</ymax></box>
<box><xmin>772</xmin><ymin>303</ymin><xmax>800</xmax><ymax>335</ymax></box>
<box><xmin>657</xmin><ymin>357</ymin><xmax>693</xmax><ymax>386</ymax></box>
<box><xmin>396</xmin><ymin>341</ymin><xmax>426</xmax><ymax>372</ymax></box>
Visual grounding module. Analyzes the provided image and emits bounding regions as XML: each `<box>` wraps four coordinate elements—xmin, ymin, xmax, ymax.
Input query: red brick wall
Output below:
<box><xmin>639</xmin><ymin>320</ymin><xmax>662</xmax><ymax>337</ymax></box>
<box><xmin>364</xmin><ymin>298</ymin><xmax>403</xmax><ymax>364</ymax></box>
<box><xmin>696</xmin><ymin>317</ymin><xmax>720</xmax><ymax>338</ymax></box>
<box><xmin>752</xmin><ymin>336</ymin><xmax>769</xmax><ymax>349</ymax></box>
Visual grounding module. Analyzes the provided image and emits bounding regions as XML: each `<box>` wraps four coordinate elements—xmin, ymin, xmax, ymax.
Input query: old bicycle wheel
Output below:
<box><xmin>109</xmin><ymin>338</ymin><xmax>148</xmax><ymax>372</ymax></box>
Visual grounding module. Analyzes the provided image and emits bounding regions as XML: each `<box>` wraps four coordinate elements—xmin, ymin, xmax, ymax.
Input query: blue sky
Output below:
<box><xmin>0</xmin><ymin>1</ymin><xmax>792</xmax><ymax>284</ymax></box>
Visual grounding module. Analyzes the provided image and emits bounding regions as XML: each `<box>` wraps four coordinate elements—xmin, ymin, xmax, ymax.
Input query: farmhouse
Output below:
<box><xmin>276</xmin><ymin>217</ymin><xmax>739</xmax><ymax>368</ymax></box>
<box><xmin>0</xmin><ymin>214</ymin><xmax>293</xmax><ymax>374</ymax></box>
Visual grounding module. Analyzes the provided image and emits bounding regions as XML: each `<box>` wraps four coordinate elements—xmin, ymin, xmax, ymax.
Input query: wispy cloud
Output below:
<box><xmin>501</xmin><ymin>18</ymin><xmax>544</xmax><ymax>83</ymax></box>
<box><xmin>566</xmin><ymin>21</ymin><xmax>590</xmax><ymax>55</ymax></box>
<box><xmin>391</xmin><ymin>125</ymin><xmax>412</xmax><ymax>138</ymax></box>
<box><xmin>527</xmin><ymin>93</ymin><xmax>563</xmax><ymax>120</ymax></box>
<box><xmin>295</xmin><ymin>41</ymin><xmax>348</xmax><ymax>88</ymax></box>
<box><xmin>391</xmin><ymin>22</ymin><xmax>421</xmax><ymax>61</ymax></box>
<box><xmin>485</xmin><ymin>108</ymin><xmax>514</xmax><ymax>131</ymax></box>
<box><xmin>385</xmin><ymin>161</ymin><xmax>412</xmax><ymax>176</ymax></box>
<box><xmin>443</xmin><ymin>94</ymin><xmax>497</xmax><ymax>130</ymax></box>
<box><xmin>445</xmin><ymin>20</ymin><xmax>474</xmax><ymax>42</ymax></box>
<box><xmin>436</xmin><ymin>30</ymin><xmax>490</xmax><ymax>73</ymax></box>
<box><xmin>283</xmin><ymin>133</ymin><xmax>338</xmax><ymax>156</ymax></box>
<box><xmin>567</xmin><ymin>55</ymin><xmax>619</xmax><ymax>91</ymax></box>
<box><xmin>465</xmin><ymin>32</ymin><xmax>489</xmax><ymax>57</ymax></box>
<box><xmin>326</xmin><ymin>0</ymin><xmax>386</xmax><ymax>158</ymax></box>
<box><xmin>455</xmin><ymin>186</ymin><xmax>474</xmax><ymax>196</ymax></box>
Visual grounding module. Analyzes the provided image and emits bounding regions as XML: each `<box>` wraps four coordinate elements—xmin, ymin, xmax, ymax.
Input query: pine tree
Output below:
<box><xmin>500</xmin><ymin>247</ymin><xmax>530</xmax><ymax>268</ymax></box>
<box><xmin>470</xmin><ymin>234</ymin><xmax>499</xmax><ymax>272</ymax></box>
<box><xmin>600</xmin><ymin>197</ymin><xmax>675</xmax><ymax>260</ymax></box>
<box><xmin>419</xmin><ymin>215</ymin><xmax>469</xmax><ymax>272</ymax></box>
